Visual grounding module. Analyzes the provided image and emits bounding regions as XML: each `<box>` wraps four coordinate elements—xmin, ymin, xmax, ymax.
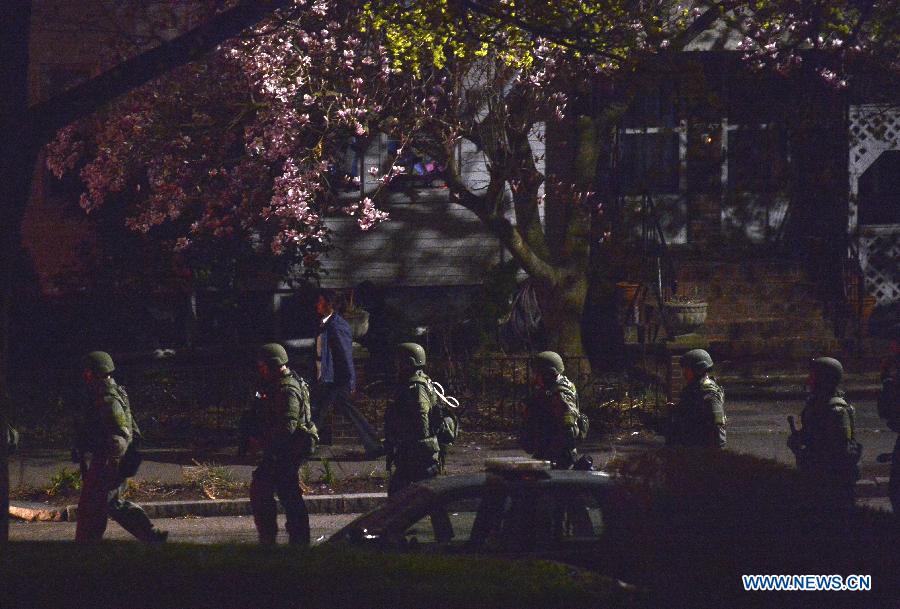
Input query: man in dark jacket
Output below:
<box><xmin>312</xmin><ymin>289</ymin><xmax>382</xmax><ymax>457</ymax></box>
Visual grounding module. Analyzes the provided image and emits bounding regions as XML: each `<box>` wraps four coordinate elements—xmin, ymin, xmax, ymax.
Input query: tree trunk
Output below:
<box><xmin>537</xmin><ymin>275</ymin><xmax>589</xmax><ymax>359</ymax></box>
<box><xmin>0</xmin><ymin>0</ymin><xmax>33</xmax><ymax>544</ymax></box>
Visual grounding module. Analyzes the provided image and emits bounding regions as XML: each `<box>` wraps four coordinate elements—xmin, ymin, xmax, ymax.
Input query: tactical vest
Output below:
<box><xmin>800</xmin><ymin>393</ymin><xmax>861</xmax><ymax>475</ymax></box>
<box><xmin>85</xmin><ymin>378</ymin><xmax>134</xmax><ymax>457</ymax></box>
<box><xmin>392</xmin><ymin>371</ymin><xmax>441</xmax><ymax>466</ymax></box>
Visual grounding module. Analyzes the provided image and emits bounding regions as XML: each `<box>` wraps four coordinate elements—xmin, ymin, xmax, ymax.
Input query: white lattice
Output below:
<box><xmin>859</xmin><ymin>227</ymin><xmax>900</xmax><ymax>305</ymax></box>
<box><xmin>849</xmin><ymin>104</ymin><xmax>900</xmax><ymax>231</ymax></box>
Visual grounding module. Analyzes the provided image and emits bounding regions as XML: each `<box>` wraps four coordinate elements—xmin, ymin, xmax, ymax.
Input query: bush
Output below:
<box><xmin>1</xmin><ymin>543</ymin><xmax>644</xmax><ymax>609</ymax></box>
<box><xmin>46</xmin><ymin>467</ymin><xmax>82</xmax><ymax>497</ymax></box>
<box><xmin>603</xmin><ymin>449</ymin><xmax>899</xmax><ymax>608</ymax></box>
<box><xmin>182</xmin><ymin>461</ymin><xmax>241</xmax><ymax>500</ymax></box>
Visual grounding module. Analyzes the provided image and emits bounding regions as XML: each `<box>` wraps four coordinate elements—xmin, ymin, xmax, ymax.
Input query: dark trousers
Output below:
<box><xmin>314</xmin><ymin>382</ymin><xmax>381</xmax><ymax>454</ymax></box>
<box><xmin>250</xmin><ymin>457</ymin><xmax>310</xmax><ymax>545</ymax></box>
<box><xmin>75</xmin><ymin>458</ymin><xmax>158</xmax><ymax>542</ymax></box>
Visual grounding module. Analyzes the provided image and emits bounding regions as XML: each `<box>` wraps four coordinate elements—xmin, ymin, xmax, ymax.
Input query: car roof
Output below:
<box><xmin>416</xmin><ymin>469</ymin><xmax>615</xmax><ymax>493</ymax></box>
<box><xmin>331</xmin><ymin>470</ymin><xmax>616</xmax><ymax>540</ymax></box>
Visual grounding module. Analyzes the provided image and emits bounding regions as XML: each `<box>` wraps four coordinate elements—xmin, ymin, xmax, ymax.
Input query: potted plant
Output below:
<box><xmin>663</xmin><ymin>292</ymin><xmax>708</xmax><ymax>336</ymax></box>
<box><xmin>341</xmin><ymin>289</ymin><xmax>370</xmax><ymax>339</ymax></box>
<box><xmin>615</xmin><ymin>281</ymin><xmax>642</xmax><ymax>308</ymax></box>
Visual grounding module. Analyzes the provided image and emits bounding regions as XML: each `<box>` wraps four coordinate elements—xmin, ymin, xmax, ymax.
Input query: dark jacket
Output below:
<box><xmin>667</xmin><ymin>376</ymin><xmax>727</xmax><ymax>449</ymax></box>
<box><xmin>254</xmin><ymin>369</ymin><xmax>309</xmax><ymax>459</ymax></box>
<box><xmin>384</xmin><ymin>369</ymin><xmax>441</xmax><ymax>471</ymax></box>
<box><xmin>317</xmin><ymin>313</ymin><xmax>356</xmax><ymax>391</ymax></box>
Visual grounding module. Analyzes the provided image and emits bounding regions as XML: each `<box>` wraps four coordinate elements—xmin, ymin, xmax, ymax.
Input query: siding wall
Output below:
<box><xmin>319</xmin><ymin>192</ymin><xmax>502</xmax><ymax>288</ymax></box>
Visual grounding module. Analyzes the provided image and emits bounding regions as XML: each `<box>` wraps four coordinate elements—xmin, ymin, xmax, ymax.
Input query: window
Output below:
<box><xmin>687</xmin><ymin>125</ymin><xmax>723</xmax><ymax>193</ymax></box>
<box><xmin>858</xmin><ymin>151</ymin><xmax>900</xmax><ymax>225</ymax></box>
<box><xmin>727</xmin><ymin>128</ymin><xmax>787</xmax><ymax>192</ymax></box>
<box><xmin>619</xmin><ymin>132</ymin><xmax>680</xmax><ymax>194</ymax></box>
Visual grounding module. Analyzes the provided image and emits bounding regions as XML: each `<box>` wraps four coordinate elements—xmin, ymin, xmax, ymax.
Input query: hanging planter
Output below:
<box><xmin>342</xmin><ymin>289</ymin><xmax>370</xmax><ymax>339</ymax></box>
<box><xmin>663</xmin><ymin>299</ymin><xmax>708</xmax><ymax>335</ymax></box>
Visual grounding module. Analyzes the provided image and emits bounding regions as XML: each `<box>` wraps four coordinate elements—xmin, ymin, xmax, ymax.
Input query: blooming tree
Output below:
<box><xmin>44</xmin><ymin>0</ymin><xmax>898</xmax><ymax>350</ymax></box>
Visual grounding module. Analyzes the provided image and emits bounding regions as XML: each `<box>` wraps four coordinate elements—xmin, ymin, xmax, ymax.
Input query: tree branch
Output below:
<box><xmin>27</xmin><ymin>0</ymin><xmax>294</xmax><ymax>143</ymax></box>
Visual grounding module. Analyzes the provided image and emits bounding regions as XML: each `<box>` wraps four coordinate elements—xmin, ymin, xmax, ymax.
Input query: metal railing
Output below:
<box><xmin>9</xmin><ymin>355</ymin><xmax>665</xmax><ymax>447</ymax></box>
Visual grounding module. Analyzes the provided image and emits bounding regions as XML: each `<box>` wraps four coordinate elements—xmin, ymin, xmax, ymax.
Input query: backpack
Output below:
<box><xmin>286</xmin><ymin>374</ymin><xmax>318</xmax><ymax>460</ymax></box>
<box><xmin>429</xmin><ymin>380</ymin><xmax>460</xmax><ymax>447</ymax></box>
<box><xmin>114</xmin><ymin>385</ymin><xmax>144</xmax><ymax>478</ymax></box>
<box><xmin>558</xmin><ymin>380</ymin><xmax>589</xmax><ymax>442</ymax></box>
<box><xmin>575</xmin><ymin>411</ymin><xmax>590</xmax><ymax>442</ymax></box>
<box><xmin>830</xmin><ymin>396</ymin><xmax>863</xmax><ymax>474</ymax></box>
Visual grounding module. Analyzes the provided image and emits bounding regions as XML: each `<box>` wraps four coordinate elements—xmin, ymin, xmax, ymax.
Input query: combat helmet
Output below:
<box><xmin>257</xmin><ymin>343</ymin><xmax>289</xmax><ymax>367</ymax></box>
<box><xmin>82</xmin><ymin>351</ymin><xmax>115</xmax><ymax>375</ymax></box>
<box><xmin>811</xmin><ymin>356</ymin><xmax>843</xmax><ymax>387</ymax></box>
<box><xmin>397</xmin><ymin>343</ymin><xmax>426</xmax><ymax>368</ymax></box>
<box><xmin>681</xmin><ymin>349</ymin><xmax>714</xmax><ymax>374</ymax></box>
<box><xmin>534</xmin><ymin>351</ymin><xmax>565</xmax><ymax>375</ymax></box>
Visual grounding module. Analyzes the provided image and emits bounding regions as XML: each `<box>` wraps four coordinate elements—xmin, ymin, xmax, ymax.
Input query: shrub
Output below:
<box><xmin>182</xmin><ymin>461</ymin><xmax>240</xmax><ymax>500</ymax></box>
<box><xmin>46</xmin><ymin>467</ymin><xmax>82</xmax><ymax>497</ymax></box>
<box><xmin>603</xmin><ymin>449</ymin><xmax>899</xmax><ymax>608</ymax></box>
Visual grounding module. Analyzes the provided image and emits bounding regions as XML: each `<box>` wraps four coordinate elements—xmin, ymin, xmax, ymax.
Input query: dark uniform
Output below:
<box><xmin>789</xmin><ymin>357</ymin><xmax>861</xmax><ymax>511</ymax></box>
<box><xmin>246</xmin><ymin>343</ymin><xmax>314</xmax><ymax>545</ymax></box>
<box><xmin>877</xmin><ymin>325</ymin><xmax>900</xmax><ymax>514</ymax></box>
<box><xmin>666</xmin><ymin>349</ymin><xmax>726</xmax><ymax>449</ymax></box>
<box><xmin>521</xmin><ymin>352</ymin><xmax>580</xmax><ymax>470</ymax></box>
<box><xmin>384</xmin><ymin>346</ymin><xmax>441</xmax><ymax>495</ymax></box>
<box><xmin>74</xmin><ymin>352</ymin><xmax>165</xmax><ymax>543</ymax></box>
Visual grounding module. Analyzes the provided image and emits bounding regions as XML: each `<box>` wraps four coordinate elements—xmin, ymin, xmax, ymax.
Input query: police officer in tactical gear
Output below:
<box><xmin>788</xmin><ymin>357</ymin><xmax>862</xmax><ymax>511</ymax></box>
<box><xmin>666</xmin><ymin>349</ymin><xmax>727</xmax><ymax>449</ymax></box>
<box><xmin>877</xmin><ymin>323</ymin><xmax>900</xmax><ymax>515</ymax></box>
<box><xmin>383</xmin><ymin>343</ymin><xmax>442</xmax><ymax>495</ymax></box>
<box><xmin>73</xmin><ymin>351</ymin><xmax>167</xmax><ymax>543</ymax></box>
<box><xmin>520</xmin><ymin>351</ymin><xmax>581</xmax><ymax>469</ymax></box>
<box><xmin>245</xmin><ymin>343</ymin><xmax>315</xmax><ymax>544</ymax></box>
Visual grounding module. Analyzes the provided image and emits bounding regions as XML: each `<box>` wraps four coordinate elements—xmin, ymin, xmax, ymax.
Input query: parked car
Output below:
<box><xmin>329</xmin><ymin>459</ymin><xmax>619</xmax><ymax>572</ymax></box>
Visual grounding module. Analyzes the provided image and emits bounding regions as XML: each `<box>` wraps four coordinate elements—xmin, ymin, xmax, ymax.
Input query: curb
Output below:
<box><xmin>10</xmin><ymin>492</ymin><xmax>388</xmax><ymax>523</ymax></box>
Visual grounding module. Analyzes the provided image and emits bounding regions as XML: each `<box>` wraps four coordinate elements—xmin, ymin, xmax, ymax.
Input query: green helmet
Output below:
<box><xmin>681</xmin><ymin>349</ymin><xmax>714</xmax><ymax>373</ymax></box>
<box><xmin>811</xmin><ymin>356</ymin><xmax>843</xmax><ymax>387</ymax></box>
<box><xmin>534</xmin><ymin>351</ymin><xmax>564</xmax><ymax>375</ymax></box>
<box><xmin>82</xmin><ymin>351</ymin><xmax>115</xmax><ymax>375</ymax></box>
<box><xmin>397</xmin><ymin>343</ymin><xmax>426</xmax><ymax>368</ymax></box>
<box><xmin>257</xmin><ymin>343</ymin><xmax>289</xmax><ymax>366</ymax></box>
